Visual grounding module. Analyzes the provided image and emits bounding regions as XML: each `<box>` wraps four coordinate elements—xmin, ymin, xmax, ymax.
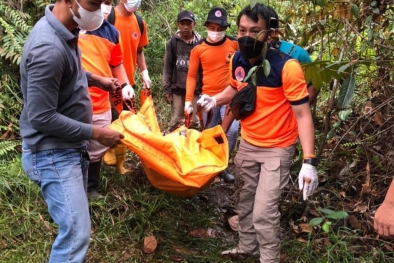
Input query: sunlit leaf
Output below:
<box><xmin>250</xmin><ymin>0</ymin><xmax>257</xmax><ymax>8</ymax></box>
<box><xmin>305</xmin><ymin>63</ymin><xmax>324</xmax><ymax>89</ymax></box>
<box><xmin>322</xmin><ymin>221</ymin><xmax>332</xmax><ymax>233</ymax></box>
<box><xmin>244</xmin><ymin>65</ymin><xmax>257</xmax><ymax>83</ymax></box>
<box><xmin>339</xmin><ymin>109</ymin><xmax>352</xmax><ymax>121</ymax></box>
<box><xmin>338</xmin><ymin>75</ymin><xmax>356</xmax><ymax>108</ymax></box>
<box><xmin>337</xmin><ymin>63</ymin><xmax>351</xmax><ymax>74</ymax></box>
<box><xmin>263</xmin><ymin>59</ymin><xmax>270</xmax><ymax>77</ymax></box>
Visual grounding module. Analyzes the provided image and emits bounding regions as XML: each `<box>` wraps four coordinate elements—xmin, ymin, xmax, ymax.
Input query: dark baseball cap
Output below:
<box><xmin>177</xmin><ymin>10</ymin><xmax>195</xmax><ymax>22</ymax></box>
<box><xmin>204</xmin><ymin>7</ymin><xmax>230</xmax><ymax>27</ymax></box>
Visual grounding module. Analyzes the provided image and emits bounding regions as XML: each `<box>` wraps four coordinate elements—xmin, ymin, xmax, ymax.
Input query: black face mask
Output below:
<box><xmin>238</xmin><ymin>36</ymin><xmax>264</xmax><ymax>59</ymax></box>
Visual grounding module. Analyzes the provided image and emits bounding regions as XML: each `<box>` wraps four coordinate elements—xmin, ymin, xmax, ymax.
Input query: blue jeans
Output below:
<box><xmin>203</xmin><ymin>105</ymin><xmax>239</xmax><ymax>156</ymax></box>
<box><xmin>21</xmin><ymin>141</ymin><xmax>91</xmax><ymax>263</ymax></box>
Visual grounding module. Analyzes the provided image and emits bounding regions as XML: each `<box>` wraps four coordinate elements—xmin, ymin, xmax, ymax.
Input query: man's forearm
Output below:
<box><xmin>213</xmin><ymin>85</ymin><xmax>237</xmax><ymax>106</ymax></box>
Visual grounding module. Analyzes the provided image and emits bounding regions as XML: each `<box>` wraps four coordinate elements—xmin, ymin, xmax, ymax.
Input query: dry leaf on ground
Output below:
<box><xmin>143</xmin><ymin>235</ymin><xmax>157</xmax><ymax>254</ymax></box>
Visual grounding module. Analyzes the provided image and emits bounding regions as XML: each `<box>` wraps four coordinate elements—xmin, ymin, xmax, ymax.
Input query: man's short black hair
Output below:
<box><xmin>236</xmin><ymin>3</ymin><xmax>276</xmax><ymax>30</ymax></box>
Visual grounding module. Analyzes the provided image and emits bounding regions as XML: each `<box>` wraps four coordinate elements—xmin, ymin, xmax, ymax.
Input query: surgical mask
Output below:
<box><xmin>70</xmin><ymin>0</ymin><xmax>103</xmax><ymax>31</ymax></box>
<box><xmin>207</xmin><ymin>30</ymin><xmax>225</xmax><ymax>43</ymax></box>
<box><xmin>101</xmin><ymin>4</ymin><xmax>112</xmax><ymax>17</ymax></box>
<box><xmin>238</xmin><ymin>36</ymin><xmax>265</xmax><ymax>59</ymax></box>
<box><xmin>123</xmin><ymin>0</ymin><xmax>141</xmax><ymax>13</ymax></box>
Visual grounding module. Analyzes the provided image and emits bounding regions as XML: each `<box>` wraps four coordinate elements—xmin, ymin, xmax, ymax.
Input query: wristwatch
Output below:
<box><xmin>303</xmin><ymin>157</ymin><xmax>318</xmax><ymax>167</ymax></box>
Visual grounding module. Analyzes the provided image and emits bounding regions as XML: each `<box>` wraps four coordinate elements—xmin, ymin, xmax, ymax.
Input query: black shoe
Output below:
<box><xmin>219</xmin><ymin>169</ymin><xmax>235</xmax><ymax>184</ymax></box>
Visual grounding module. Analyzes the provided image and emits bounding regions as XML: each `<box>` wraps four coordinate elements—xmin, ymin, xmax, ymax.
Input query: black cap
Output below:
<box><xmin>177</xmin><ymin>10</ymin><xmax>195</xmax><ymax>22</ymax></box>
<box><xmin>204</xmin><ymin>7</ymin><xmax>230</xmax><ymax>27</ymax></box>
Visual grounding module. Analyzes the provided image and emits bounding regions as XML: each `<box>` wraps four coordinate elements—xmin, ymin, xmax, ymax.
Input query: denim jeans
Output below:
<box><xmin>203</xmin><ymin>104</ymin><xmax>239</xmax><ymax>156</ymax></box>
<box><xmin>21</xmin><ymin>141</ymin><xmax>91</xmax><ymax>263</ymax></box>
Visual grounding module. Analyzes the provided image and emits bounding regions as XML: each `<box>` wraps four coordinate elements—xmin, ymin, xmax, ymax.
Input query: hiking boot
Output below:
<box><xmin>221</xmin><ymin>247</ymin><xmax>259</xmax><ymax>259</ymax></box>
<box><xmin>219</xmin><ymin>169</ymin><xmax>235</xmax><ymax>184</ymax></box>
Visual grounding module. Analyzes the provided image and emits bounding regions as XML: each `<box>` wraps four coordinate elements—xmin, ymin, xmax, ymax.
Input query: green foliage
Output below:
<box><xmin>338</xmin><ymin>75</ymin><xmax>356</xmax><ymax>108</ymax></box>
<box><xmin>309</xmin><ymin>207</ymin><xmax>348</xmax><ymax>234</ymax></box>
<box><xmin>0</xmin><ymin>140</ymin><xmax>20</xmax><ymax>160</ymax></box>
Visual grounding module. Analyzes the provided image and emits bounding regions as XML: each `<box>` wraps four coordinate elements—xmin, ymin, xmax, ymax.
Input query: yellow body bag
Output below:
<box><xmin>110</xmin><ymin>95</ymin><xmax>228</xmax><ymax>197</ymax></box>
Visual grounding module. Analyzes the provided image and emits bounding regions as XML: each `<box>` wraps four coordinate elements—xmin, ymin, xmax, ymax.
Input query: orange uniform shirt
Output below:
<box><xmin>79</xmin><ymin>20</ymin><xmax>123</xmax><ymax>114</ymax></box>
<box><xmin>230</xmin><ymin>49</ymin><xmax>309</xmax><ymax>148</ymax></box>
<box><xmin>114</xmin><ymin>10</ymin><xmax>149</xmax><ymax>86</ymax></box>
<box><xmin>185</xmin><ymin>37</ymin><xmax>238</xmax><ymax>102</ymax></box>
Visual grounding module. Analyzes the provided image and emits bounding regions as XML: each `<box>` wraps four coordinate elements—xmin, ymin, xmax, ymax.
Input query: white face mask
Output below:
<box><xmin>70</xmin><ymin>0</ymin><xmax>103</xmax><ymax>31</ymax></box>
<box><xmin>207</xmin><ymin>30</ymin><xmax>226</xmax><ymax>42</ymax></box>
<box><xmin>101</xmin><ymin>4</ymin><xmax>112</xmax><ymax>18</ymax></box>
<box><xmin>123</xmin><ymin>0</ymin><xmax>141</xmax><ymax>13</ymax></box>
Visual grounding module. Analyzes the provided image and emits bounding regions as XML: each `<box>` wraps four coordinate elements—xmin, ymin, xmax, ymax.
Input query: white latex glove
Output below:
<box><xmin>298</xmin><ymin>163</ymin><xmax>318</xmax><ymax>200</ymax></box>
<box><xmin>140</xmin><ymin>69</ymin><xmax>151</xmax><ymax>89</ymax></box>
<box><xmin>122</xmin><ymin>84</ymin><xmax>135</xmax><ymax>101</ymax></box>
<box><xmin>184</xmin><ymin>101</ymin><xmax>193</xmax><ymax>114</ymax></box>
<box><xmin>197</xmin><ymin>94</ymin><xmax>216</xmax><ymax>112</ymax></box>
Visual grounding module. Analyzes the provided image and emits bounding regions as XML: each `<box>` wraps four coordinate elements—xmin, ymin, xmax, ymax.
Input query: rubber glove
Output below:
<box><xmin>298</xmin><ymin>163</ymin><xmax>318</xmax><ymax>200</ymax></box>
<box><xmin>140</xmin><ymin>69</ymin><xmax>151</xmax><ymax>89</ymax></box>
<box><xmin>184</xmin><ymin>101</ymin><xmax>193</xmax><ymax>114</ymax></box>
<box><xmin>197</xmin><ymin>94</ymin><xmax>216</xmax><ymax>112</ymax></box>
<box><xmin>122</xmin><ymin>84</ymin><xmax>135</xmax><ymax>100</ymax></box>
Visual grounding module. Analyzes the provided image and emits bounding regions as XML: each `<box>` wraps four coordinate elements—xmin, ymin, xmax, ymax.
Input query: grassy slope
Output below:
<box><xmin>1</xmin><ymin>153</ymin><xmax>393</xmax><ymax>263</ymax></box>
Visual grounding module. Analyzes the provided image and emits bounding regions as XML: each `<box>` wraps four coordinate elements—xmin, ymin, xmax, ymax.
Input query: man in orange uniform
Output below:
<box><xmin>113</xmin><ymin>0</ymin><xmax>150</xmax><ymax>90</ymax></box>
<box><xmin>79</xmin><ymin>4</ymin><xmax>134</xmax><ymax>198</ymax></box>
<box><xmin>185</xmin><ymin>7</ymin><xmax>238</xmax><ymax>184</ymax></box>
<box><xmin>197</xmin><ymin>3</ymin><xmax>318</xmax><ymax>262</ymax></box>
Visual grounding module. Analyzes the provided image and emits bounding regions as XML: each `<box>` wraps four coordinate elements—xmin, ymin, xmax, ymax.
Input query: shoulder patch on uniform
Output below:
<box><xmin>235</xmin><ymin>66</ymin><xmax>245</xmax><ymax>81</ymax></box>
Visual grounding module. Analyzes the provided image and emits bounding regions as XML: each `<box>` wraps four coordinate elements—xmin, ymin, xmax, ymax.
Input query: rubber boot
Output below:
<box><xmin>87</xmin><ymin>160</ymin><xmax>104</xmax><ymax>199</ymax></box>
<box><xmin>115</xmin><ymin>143</ymin><xmax>131</xmax><ymax>175</ymax></box>
<box><xmin>103</xmin><ymin>147</ymin><xmax>116</xmax><ymax>166</ymax></box>
<box><xmin>219</xmin><ymin>168</ymin><xmax>235</xmax><ymax>184</ymax></box>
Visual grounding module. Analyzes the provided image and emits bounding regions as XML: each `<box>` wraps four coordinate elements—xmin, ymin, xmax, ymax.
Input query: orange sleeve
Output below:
<box><xmin>185</xmin><ymin>46</ymin><xmax>200</xmax><ymax>102</ymax></box>
<box><xmin>282</xmin><ymin>59</ymin><xmax>309</xmax><ymax>103</ymax></box>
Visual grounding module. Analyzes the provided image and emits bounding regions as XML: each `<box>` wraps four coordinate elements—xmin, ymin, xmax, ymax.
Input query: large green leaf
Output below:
<box><xmin>318</xmin><ymin>207</ymin><xmax>335</xmax><ymax>215</ymax></box>
<box><xmin>338</xmin><ymin>75</ymin><xmax>356</xmax><ymax>108</ymax></box>
<box><xmin>326</xmin><ymin>210</ymin><xmax>349</xmax><ymax>220</ymax></box>
<box><xmin>305</xmin><ymin>63</ymin><xmax>324</xmax><ymax>89</ymax></box>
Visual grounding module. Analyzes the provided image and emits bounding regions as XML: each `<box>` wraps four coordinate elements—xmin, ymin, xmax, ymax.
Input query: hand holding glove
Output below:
<box><xmin>122</xmin><ymin>84</ymin><xmax>135</xmax><ymax>101</ymax></box>
<box><xmin>184</xmin><ymin>101</ymin><xmax>193</xmax><ymax>114</ymax></box>
<box><xmin>164</xmin><ymin>93</ymin><xmax>173</xmax><ymax>104</ymax></box>
<box><xmin>298</xmin><ymin>163</ymin><xmax>318</xmax><ymax>200</ymax></box>
<box><xmin>140</xmin><ymin>69</ymin><xmax>151</xmax><ymax>89</ymax></box>
<box><xmin>196</xmin><ymin>94</ymin><xmax>216</xmax><ymax>112</ymax></box>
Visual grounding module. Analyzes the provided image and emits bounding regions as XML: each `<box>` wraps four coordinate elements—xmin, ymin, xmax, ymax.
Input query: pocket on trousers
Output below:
<box><xmin>21</xmin><ymin>146</ymin><xmax>40</xmax><ymax>183</ymax></box>
<box><xmin>261</xmin><ymin>159</ymin><xmax>281</xmax><ymax>190</ymax></box>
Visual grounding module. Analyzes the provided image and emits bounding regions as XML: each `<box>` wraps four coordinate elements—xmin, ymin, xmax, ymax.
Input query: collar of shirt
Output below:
<box><xmin>46</xmin><ymin>4</ymin><xmax>79</xmax><ymax>44</ymax></box>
